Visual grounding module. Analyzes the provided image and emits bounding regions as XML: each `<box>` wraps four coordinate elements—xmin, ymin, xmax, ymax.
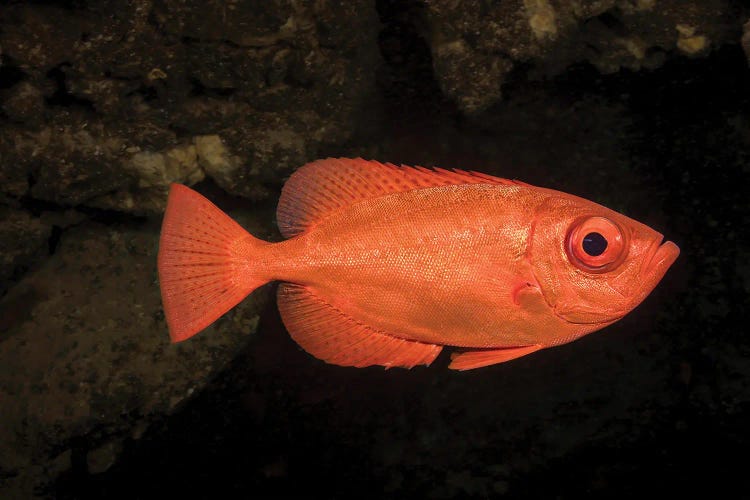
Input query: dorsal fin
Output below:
<box><xmin>276</xmin><ymin>157</ymin><xmax>526</xmax><ymax>238</ymax></box>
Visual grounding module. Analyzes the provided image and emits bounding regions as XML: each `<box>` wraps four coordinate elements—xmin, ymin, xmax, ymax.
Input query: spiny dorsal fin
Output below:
<box><xmin>276</xmin><ymin>157</ymin><xmax>526</xmax><ymax>238</ymax></box>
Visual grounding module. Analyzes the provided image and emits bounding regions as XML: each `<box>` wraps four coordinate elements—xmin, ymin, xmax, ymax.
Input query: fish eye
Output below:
<box><xmin>582</xmin><ymin>232</ymin><xmax>607</xmax><ymax>256</ymax></box>
<box><xmin>566</xmin><ymin>217</ymin><xmax>627</xmax><ymax>272</ymax></box>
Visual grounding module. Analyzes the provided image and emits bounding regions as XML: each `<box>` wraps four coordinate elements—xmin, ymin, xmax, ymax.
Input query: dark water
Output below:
<box><xmin>53</xmin><ymin>36</ymin><xmax>749</xmax><ymax>500</ymax></box>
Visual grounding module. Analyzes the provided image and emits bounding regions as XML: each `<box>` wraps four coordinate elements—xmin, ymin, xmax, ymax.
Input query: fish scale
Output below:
<box><xmin>157</xmin><ymin>158</ymin><xmax>679</xmax><ymax>370</ymax></box>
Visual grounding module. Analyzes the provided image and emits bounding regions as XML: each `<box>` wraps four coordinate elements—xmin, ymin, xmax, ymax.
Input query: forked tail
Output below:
<box><xmin>157</xmin><ymin>184</ymin><xmax>270</xmax><ymax>342</ymax></box>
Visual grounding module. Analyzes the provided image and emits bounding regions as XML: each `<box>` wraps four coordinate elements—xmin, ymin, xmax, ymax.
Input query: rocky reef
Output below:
<box><xmin>424</xmin><ymin>0</ymin><xmax>740</xmax><ymax>114</ymax></box>
<box><xmin>1</xmin><ymin>1</ymin><xmax>749</xmax><ymax>498</ymax></box>
<box><xmin>1</xmin><ymin>0</ymin><xmax>378</xmax><ymax>212</ymax></box>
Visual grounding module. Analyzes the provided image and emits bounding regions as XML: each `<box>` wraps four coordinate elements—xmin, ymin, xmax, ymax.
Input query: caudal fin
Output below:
<box><xmin>157</xmin><ymin>184</ymin><xmax>269</xmax><ymax>342</ymax></box>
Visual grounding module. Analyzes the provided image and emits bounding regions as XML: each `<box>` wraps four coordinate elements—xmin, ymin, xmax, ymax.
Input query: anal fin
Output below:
<box><xmin>449</xmin><ymin>345</ymin><xmax>543</xmax><ymax>371</ymax></box>
<box><xmin>277</xmin><ymin>284</ymin><xmax>442</xmax><ymax>369</ymax></box>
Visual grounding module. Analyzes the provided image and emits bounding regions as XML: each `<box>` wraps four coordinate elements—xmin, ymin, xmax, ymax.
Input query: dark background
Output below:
<box><xmin>1</xmin><ymin>1</ymin><xmax>749</xmax><ymax>498</ymax></box>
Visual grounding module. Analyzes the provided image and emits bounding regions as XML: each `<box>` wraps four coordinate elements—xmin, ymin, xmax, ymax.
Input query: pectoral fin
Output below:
<box><xmin>513</xmin><ymin>280</ymin><xmax>550</xmax><ymax>316</ymax></box>
<box><xmin>449</xmin><ymin>345</ymin><xmax>543</xmax><ymax>370</ymax></box>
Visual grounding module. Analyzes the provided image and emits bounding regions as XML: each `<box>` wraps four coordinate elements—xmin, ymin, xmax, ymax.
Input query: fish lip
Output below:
<box><xmin>645</xmin><ymin>236</ymin><xmax>680</xmax><ymax>275</ymax></box>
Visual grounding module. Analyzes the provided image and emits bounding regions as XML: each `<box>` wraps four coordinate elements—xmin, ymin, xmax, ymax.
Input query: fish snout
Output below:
<box><xmin>644</xmin><ymin>239</ymin><xmax>680</xmax><ymax>276</ymax></box>
<box><xmin>629</xmin><ymin>237</ymin><xmax>680</xmax><ymax>308</ymax></box>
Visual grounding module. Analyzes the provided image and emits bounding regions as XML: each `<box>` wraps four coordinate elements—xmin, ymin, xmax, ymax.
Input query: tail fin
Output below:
<box><xmin>157</xmin><ymin>184</ymin><xmax>269</xmax><ymax>342</ymax></box>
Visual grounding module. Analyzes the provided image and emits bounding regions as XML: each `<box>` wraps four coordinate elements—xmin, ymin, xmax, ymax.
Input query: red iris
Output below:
<box><xmin>566</xmin><ymin>216</ymin><xmax>627</xmax><ymax>272</ymax></box>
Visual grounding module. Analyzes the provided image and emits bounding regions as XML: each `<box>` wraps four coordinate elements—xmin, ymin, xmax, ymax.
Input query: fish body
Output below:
<box><xmin>157</xmin><ymin>158</ymin><xmax>679</xmax><ymax>370</ymax></box>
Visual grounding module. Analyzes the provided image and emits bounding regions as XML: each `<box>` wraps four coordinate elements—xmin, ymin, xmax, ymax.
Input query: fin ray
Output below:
<box><xmin>277</xmin><ymin>283</ymin><xmax>442</xmax><ymax>369</ymax></box>
<box><xmin>277</xmin><ymin>157</ymin><xmax>525</xmax><ymax>238</ymax></box>
<box><xmin>449</xmin><ymin>345</ymin><xmax>543</xmax><ymax>370</ymax></box>
<box><xmin>158</xmin><ymin>184</ymin><xmax>269</xmax><ymax>342</ymax></box>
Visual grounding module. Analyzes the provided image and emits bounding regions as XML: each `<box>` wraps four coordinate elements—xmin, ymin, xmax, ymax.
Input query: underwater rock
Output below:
<box><xmin>214</xmin><ymin>118</ymin><xmax>310</xmax><ymax>200</ymax></box>
<box><xmin>0</xmin><ymin>0</ymin><xmax>379</xmax><ymax>208</ymax></box>
<box><xmin>129</xmin><ymin>144</ymin><xmax>204</xmax><ymax>191</ymax></box>
<box><xmin>148</xmin><ymin>0</ymin><xmax>380</xmax><ymax>198</ymax></box>
<box><xmin>0</xmin><ymin>119</ymin><xmax>227</xmax><ymax>214</ymax></box>
<box><xmin>1</xmin><ymin>81</ymin><xmax>45</xmax><ymax>127</ymax></box>
<box><xmin>422</xmin><ymin>0</ymin><xmax>737</xmax><ymax>113</ymax></box>
<box><xmin>0</xmin><ymin>208</ymin><xmax>50</xmax><ymax>292</ymax></box>
<box><xmin>194</xmin><ymin>135</ymin><xmax>242</xmax><ymax>191</ymax></box>
<box><xmin>430</xmin><ymin>38</ymin><xmax>513</xmax><ymax>115</ymax></box>
<box><xmin>0</xmin><ymin>118</ymin><xmax>171</xmax><ymax>208</ymax></box>
<box><xmin>86</xmin><ymin>440</ymin><xmax>122</xmax><ymax>475</ymax></box>
<box><xmin>0</xmin><ymin>220</ymin><xmax>269</xmax><ymax>497</ymax></box>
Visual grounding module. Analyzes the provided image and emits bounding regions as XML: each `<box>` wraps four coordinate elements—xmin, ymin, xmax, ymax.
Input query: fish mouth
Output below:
<box><xmin>644</xmin><ymin>236</ymin><xmax>680</xmax><ymax>276</ymax></box>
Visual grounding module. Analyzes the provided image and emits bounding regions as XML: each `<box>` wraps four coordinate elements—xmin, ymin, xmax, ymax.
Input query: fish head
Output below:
<box><xmin>528</xmin><ymin>192</ymin><xmax>680</xmax><ymax>327</ymax></box>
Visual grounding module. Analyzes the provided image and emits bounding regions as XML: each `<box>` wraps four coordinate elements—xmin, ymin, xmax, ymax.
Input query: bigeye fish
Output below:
<box><xmin>157</xmin><ymin>158</ymin><xmax>679</xmax><ymax>370</ymax></box>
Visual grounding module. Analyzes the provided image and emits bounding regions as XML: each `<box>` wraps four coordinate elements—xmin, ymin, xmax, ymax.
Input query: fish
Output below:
<box><xmin>157</xmin><ymin>158</ymin><xmax>679</xmax><ymax>370</ymax></box>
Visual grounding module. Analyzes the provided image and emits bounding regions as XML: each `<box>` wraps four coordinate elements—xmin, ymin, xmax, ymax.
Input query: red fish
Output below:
<box><xmin>157</xmin><ymin>158</ymin><xmax>679</xmax><ymax>370</ymax></box>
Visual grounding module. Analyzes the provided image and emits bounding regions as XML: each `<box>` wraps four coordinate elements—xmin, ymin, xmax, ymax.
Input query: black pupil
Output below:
<box><xmin>582</xmin><ymin>232</ymin><xmax>608</xmax><ymax>256</ymax></box>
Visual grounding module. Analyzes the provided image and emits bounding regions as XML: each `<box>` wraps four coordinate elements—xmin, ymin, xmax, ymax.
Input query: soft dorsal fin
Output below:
<box><xmin>276</xmin><ymin>157</ymin><xmax>525</xmax><ymax>238</ymax></box>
